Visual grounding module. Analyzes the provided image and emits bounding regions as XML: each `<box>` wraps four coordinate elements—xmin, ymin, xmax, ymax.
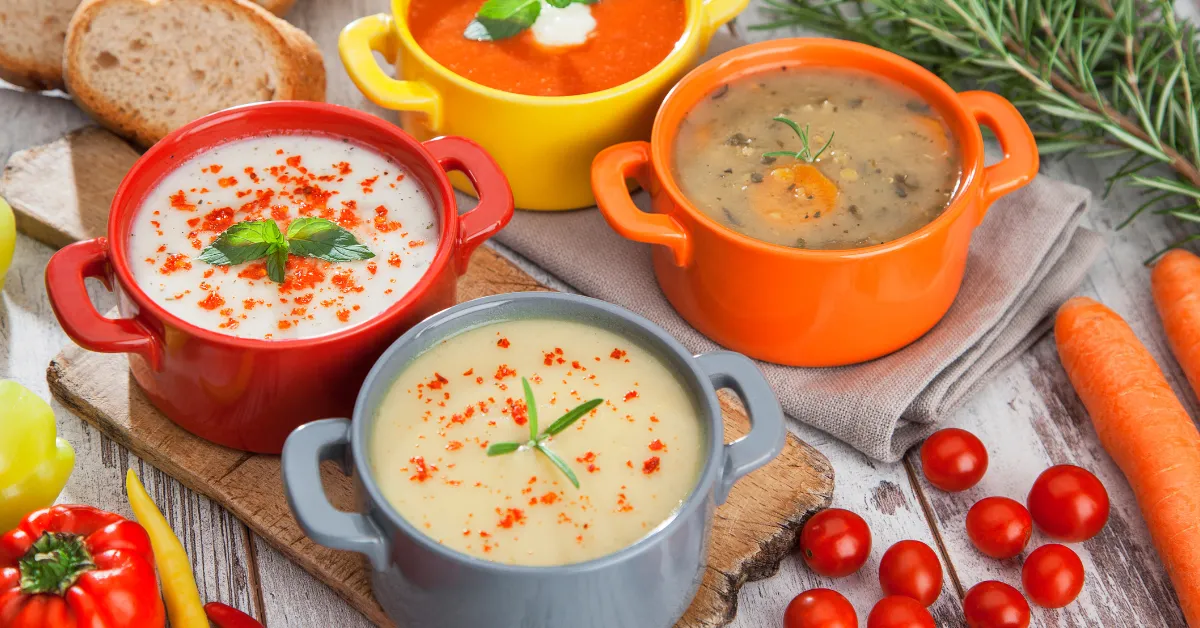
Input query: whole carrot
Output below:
<box><xmin>1152</xmin><ymin>249</ymin><xmax>1200</xmax><ymax>397</ymax></box>
<box><xmin>1055</xmin><ymin>297</ymin><xmax>1200</xmax><ymax>626</ymax></box>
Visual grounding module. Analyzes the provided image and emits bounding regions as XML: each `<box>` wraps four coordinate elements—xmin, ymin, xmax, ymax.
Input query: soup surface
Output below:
<box><xmin>129</xmin><ymin>135</ymin><xmax>439</xmax><ymax>339</ymax></box>
<box><xmin>672</xmin><ymin>68</ymin><xmax>962</xmax><ymax>250</ymax></box>
<box><xmin>409</xmin><ymin>0</ymin><xmax>687</xmax><ymax>97</ymax></box>
<box><xmin>371</xmin><ymin>318</ymin><xmax>706</xmax><ymax>566</ymax></box>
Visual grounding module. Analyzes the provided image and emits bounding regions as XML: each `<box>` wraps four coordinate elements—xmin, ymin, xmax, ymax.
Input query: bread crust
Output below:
<box><xmin>0</xmin><ymin>0</ymin><xmax>81</xmax><ymax>90</ymax></box>
<box><xmin>63</xmin><ymin>0</ymin><xmax>325</xmax><ymax>147</ymax></box>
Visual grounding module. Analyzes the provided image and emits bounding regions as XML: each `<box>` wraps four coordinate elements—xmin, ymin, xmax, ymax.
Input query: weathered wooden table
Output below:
<box><xmin>0</xmin><ymin>1</ymin><xmax>1191</xmax><ymax>625</ymax></box>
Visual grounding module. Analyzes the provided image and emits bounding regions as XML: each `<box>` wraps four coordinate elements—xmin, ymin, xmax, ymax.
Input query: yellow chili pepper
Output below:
<box><xmin>0</xmin><ymin>380</ymin><xmax>75</xmax><ymax>531</ymax></box>
<box><xmin>0</xmin><ymin>196</ymin><xmax>14</xmax><ymax>290</ymax></box>
<box><xmin>125</xmin><ymin>469</ymin><xmax>208</xmax><ymax>628</ymax></box>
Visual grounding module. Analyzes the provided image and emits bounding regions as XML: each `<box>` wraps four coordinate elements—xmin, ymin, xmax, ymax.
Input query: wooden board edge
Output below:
<box><xmin>704</xmin><ymin>452</ymin><xmax>834</xmax><ymax>627</ymax></box>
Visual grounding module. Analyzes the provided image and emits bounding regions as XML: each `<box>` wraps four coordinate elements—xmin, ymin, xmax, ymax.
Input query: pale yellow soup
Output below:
<box><xmin>370</xmin><ymin>318</ymin><xmax>706</xmax><ymax>566</ymax></box>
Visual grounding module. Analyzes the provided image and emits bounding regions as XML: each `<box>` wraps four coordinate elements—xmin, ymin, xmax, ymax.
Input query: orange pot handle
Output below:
<box><xmin>45</xmin><ymin>238</ymin><xmax>163</xmax><ymax>369</ymax></box>
<box><xmin>591</xmin><ymin>142</ymin><xmax>691</xmax><ymax>267</ymax></box>
<box><xmin>959</xmin><ymin>91</ymin><xmax>1039</xmax><ymax>215</ymax></box>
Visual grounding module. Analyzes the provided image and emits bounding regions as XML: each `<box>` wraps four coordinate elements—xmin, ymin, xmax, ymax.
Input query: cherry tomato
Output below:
<box><xmin>966</xmin><ymin>497</ymin><xmax>1033</xmax><ymax>559</ymax></box>
<box><xmin>866</xmin><ymin>595</ymin><xmax>936</xmax><ymax>628</ymax></box>
<box><xmin>1022</xmin><ymin>544</ymin><xmax>1085</xmax><ymax>608</ymax></box>
<box><xmin>799</xmin><ymin>508</ymin><xmax>872</xmax><ymax>577</ymax></box>
<box><xmin>1026</xmin><ymin>465</ymin><xmax>1110</xmax><ymax>542</ymax></box>
<box><xmin>963</xmin><ymin>581</ymin><xmax>1031</xmax><ymax>628</ymax></box>
<box><xmin>782</xmin><ymin>588</ymin><xmax>857</xmax><ymax>628</ymax></box>
<box><xmin>878</xmin><ymin>540</ymin><xmax>943</xmax><ymax>606</ymax></box>
<box><xmin>920</xmin><ymin>428</ymin><xmax>988</xmax><ymax>492</ymax></box>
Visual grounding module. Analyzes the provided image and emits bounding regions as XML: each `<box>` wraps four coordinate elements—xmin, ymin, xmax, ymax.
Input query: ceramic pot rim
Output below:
<box><xmin>387</xmin><ymin>0</ymin><xmax>718</xmax><ymax>106</ymax></box>
<box><xmin>106</xmin><ymin>101</ymin><xmax>461</xmax><ymax>351</ymax></box>
<box><xmin>650</xmin><ymin>38</ymin><xmax>987</xmax><ymax>259</ymax></box>
<box><xmin>351</xmin><ymin>292</ymin><xmax>726</xmax><ymax>574</ymax></box>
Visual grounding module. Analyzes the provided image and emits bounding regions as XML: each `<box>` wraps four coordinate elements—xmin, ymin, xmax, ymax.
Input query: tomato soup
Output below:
<box><xmin>408</xmin><ymin>0</ymin><xmax>687</xmax><ymax>97</ymax></box>
<box><xmin>370</xmin><ymin>318</ymin><xmax>706</xmax><ymax>566</ymax></box>
<box><xmin>672</xmin><ymin>68</ymin><xmax>962</xmax><ymax>250</ymax></box>
<box><xmin>128</xmin><ymin>135</ymin><xmax>439</xmax><ymax>340</ymax></box>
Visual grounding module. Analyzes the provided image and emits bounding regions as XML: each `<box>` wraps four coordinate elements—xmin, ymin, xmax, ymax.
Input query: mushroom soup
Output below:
<box><xmin>370</xmin><ymin>318</ymin><xmax>706</xmax><ymax>566</ymax></box>
<box><xmin>672</xmin><ymin>68</ymin><xmax>962</xmax><ymax>250</ymax></box>
<box><xmin>128</xmin><ymin>135</ymin><xmax>439</xmax><ymax>339</ymax></box>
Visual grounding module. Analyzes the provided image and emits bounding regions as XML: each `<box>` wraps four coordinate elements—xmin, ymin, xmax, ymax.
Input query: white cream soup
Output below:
<box><xmin>371</xmin><ymin>318</ymin><xmax>706</xmax><ymax>566</ymax></box>
<box><xmin>129</xmin><ymin>135</ymin><xmax>439</xmax><ymax>339</ymax></box>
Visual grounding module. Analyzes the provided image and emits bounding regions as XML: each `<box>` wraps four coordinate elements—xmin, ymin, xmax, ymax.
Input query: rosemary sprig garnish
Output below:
<box><xmin>485</xmin><ymin>377</ymin><xmax>603</xmax><ymax>489</ymax></box>
<box><xmin>763</xmin><ymin>116</ymin><xmax>835</xmax><ymax>163</ymax></box>
<box><xmin>755</xmin><ymin>0</ymin><xmax>1200</xmax><ymax>260</ymax></box>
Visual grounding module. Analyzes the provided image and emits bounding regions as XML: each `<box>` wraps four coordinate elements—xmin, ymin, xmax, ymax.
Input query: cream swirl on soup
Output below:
<box><xmin>129</xmin><ymin>135</ymin><xmax>438</xmax><ymax>339</ymax></box>
<box><xmin>371</xmin><ymin>319</ymin><xmax>706</xmax><ymax>566</ymax></box>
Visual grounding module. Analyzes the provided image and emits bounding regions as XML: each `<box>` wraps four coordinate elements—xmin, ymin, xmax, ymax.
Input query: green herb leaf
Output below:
<box><xmin>196</xmin><ymin>220</ymin><xmax>282</xmax><ymax>266</ymax></box>
<box><xmin>541</xmin><ymin>398</ymin><xmax>603</xmax><ymax>437</ymax></box>
<box><xmin>521</xmin><ymin>377</ymin><xmax>538</xmax><ymax>441</ymax></box>
<box><xmin>535</xmin><ymin>444</ymin><xmax>580</xmax><ymax>489</ymax></box>
<box><xmin>464</xmin><ymin>0</ymin><xmax>541</xmax><ymax>41</ymax></box>
<box><xmin>486</xmin><ymin>442</ymin><xmax>523</xmax><ymax>456</ymax></box>
<box><xmin>285</xmin><ymin>217</ymin><xmax>375</xmax><ymax>263</ymax></box>
<box><xmin>266</xmin><ymin>242</ymin><xmax>289</xmax><ymax>284</ymax></box>
<box><xmin>766</xmin><ymin>116</ymin><xmax>834</xmax><ymax>164</ymax></box>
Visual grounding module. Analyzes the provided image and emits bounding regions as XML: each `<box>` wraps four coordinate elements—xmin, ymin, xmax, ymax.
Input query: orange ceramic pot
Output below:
<box><xmin>592</xmin><ymin>39</ymin><xmax>1038</xmax><ymax>367</ymax></box>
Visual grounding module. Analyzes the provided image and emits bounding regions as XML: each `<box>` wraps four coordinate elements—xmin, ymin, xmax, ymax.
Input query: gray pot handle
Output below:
<box><xmin>282</xmin><ymin>419</ymin><xmax>390</xmax><ymax>571</ymax></box>
<box><xmin>695</xmin><ymin>351</ymin><xmax>787</xmax><ymax>505</ymax></box>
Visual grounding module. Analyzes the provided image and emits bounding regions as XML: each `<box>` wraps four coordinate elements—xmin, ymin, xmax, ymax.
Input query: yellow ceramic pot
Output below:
<box><xmin>340</xmin><ymin>0</ymin><xmax>746</xmax><ymax>211</ymax></box>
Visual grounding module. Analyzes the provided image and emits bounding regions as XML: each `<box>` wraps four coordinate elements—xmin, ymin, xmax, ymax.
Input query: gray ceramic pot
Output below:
<box><xmin>282</xmin><ymin>292</ymin><xmax>785</xmax><ymax>628</ymax></box>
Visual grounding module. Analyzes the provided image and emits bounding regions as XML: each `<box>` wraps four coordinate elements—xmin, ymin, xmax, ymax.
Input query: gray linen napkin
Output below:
<box><xmin>492</xmin><ymin>176</ymin><xmax>1105</xmax><ymax>462</ymax></box>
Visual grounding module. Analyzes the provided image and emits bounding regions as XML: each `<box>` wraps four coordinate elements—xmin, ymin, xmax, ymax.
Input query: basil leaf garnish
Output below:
<box><xmin>463</xmin><ymin>0</ymin><xmax>598</xmax><ymax>42</ymax></box>
<box><xmin>197</xmin><ymin>220</ymin><xmax>282</xmax><ymax>266</ymax></box>
<box><xmin>286</xmin><ymin>217</ymin><xmax>375</xmax><ymax>262</ymax></box>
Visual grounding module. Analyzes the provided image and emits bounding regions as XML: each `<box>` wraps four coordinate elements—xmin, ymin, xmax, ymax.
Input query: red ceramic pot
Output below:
<box><xmin>45</xmin><ymin>101</ymin><xmax>513</xmax><ymax>453</ymax></box>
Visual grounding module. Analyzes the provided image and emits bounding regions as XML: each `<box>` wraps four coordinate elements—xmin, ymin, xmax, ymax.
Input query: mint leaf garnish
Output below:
<box><xmin>266</xmin><ymin>243</ymin><xmax>289</xmax><ymax>284</ymax></box>
<box><xmin>286</xmin><ymin>217</ymin><xmax>375</xmax><ymax>262</ymax></box>
<box><xmin>196</xmin><ymin>220</ymin><xmax>282</xmax><ymax>266</ymax></box>
<box><xmin>196</xmin><ymin>217</ymin><xmax>374</xmax><ymax>284</ymax></box>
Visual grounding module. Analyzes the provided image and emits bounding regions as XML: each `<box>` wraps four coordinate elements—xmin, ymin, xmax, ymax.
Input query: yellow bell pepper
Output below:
<box><xmin>126</xmin><ymin>469</ymin><xmax>208</xmax><ymax>628</ymax></box>
<box><xmin>0</xmin><ymin>196</ymin><xmax>14</xmax><ymax>291</ymax></box>
<box><xmin>0</xmin><ymin>380</ymin><xmax>76</xmax><ymax>531</ymax></box>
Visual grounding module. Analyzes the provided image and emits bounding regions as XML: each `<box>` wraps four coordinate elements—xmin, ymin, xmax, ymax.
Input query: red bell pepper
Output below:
<box><xmin>0</xmin><ymin>505</ymin><xmax>166</xmax><ymax>627</ymax></box>
<box><xmin>205</xmin><ymin>602</ymin><xmax>265</xmax><ymax>628</ymax></box>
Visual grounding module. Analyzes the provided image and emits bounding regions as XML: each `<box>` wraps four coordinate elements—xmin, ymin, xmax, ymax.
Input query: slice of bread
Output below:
<box><xmin>254</xmin><ymin>0</ymin><xmax>294</xmax><ymax>16</ymax></box>
<box><xmin>0</xmin><ymin>0</ymin><xmax>84</xmax><ymax>89</ymax></box>
<box><xmin>64</xmin><ymin>0</ymin><xmax>324</xmax><ymax>147</ymax></box>
<box><xmin>0</xmin><ymin>0</ymin><xmax>294</xmax><ymax>91</ymax></box>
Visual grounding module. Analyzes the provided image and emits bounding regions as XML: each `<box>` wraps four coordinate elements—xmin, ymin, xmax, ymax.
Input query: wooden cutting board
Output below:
<box><xmin>13</xmin><ymin>129</ymin><xmax>836</xmax><ymax>627</ymax></box>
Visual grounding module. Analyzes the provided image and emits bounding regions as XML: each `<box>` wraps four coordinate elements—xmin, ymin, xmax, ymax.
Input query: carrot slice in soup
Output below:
<box><xmin>749</xmin><ymin>163</ymin><xmax>839</xmax><ymax>227</ymax></box>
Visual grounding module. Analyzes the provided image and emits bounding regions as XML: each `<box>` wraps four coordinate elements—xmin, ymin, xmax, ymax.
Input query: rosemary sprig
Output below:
<box><xmin>763</xmin><ymin>116</ymin><xmax>835</xmax><ymax>162</ymax></box>
<box><xmin>755</xmin><ymin>0</ymin><xmax>1200</xmax><ymax>260</ymax></box>
<box><xmin>486</xmin><ymin>377</ymin><xmax>603</xmax><ymax>488</ymax></box>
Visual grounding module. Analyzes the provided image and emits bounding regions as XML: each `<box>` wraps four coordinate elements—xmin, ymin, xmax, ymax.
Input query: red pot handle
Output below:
<box><xmin>45</xmin><ymin>238</ymin><xmax>163</xmax><ymax>370</ymax></box>
<box><xmin>423</xmin><ymin>136</ymin><xmax>514</xmax><ymax>274</ymax></box>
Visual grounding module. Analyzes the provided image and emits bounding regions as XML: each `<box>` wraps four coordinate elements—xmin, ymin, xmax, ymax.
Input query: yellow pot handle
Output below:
<box><xmin>701</xmin><ymin>0</ymin><xmax>749</xmax><ymax>41</ymax></box>
<box><xmin>339</xmin><ymin>13</ymin><xmax>443</xmax><ymax>131</ymax></box>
